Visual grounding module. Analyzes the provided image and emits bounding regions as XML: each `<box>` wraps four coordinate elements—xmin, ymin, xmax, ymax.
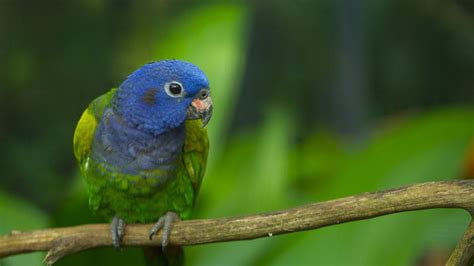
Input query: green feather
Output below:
<box><xmin>73</xmin><ymin>88</ymin><xmax>116</xmax><ymax>163</ymax></box>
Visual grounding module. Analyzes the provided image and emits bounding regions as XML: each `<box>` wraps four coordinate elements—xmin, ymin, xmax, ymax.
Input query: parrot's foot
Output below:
<box><xmin>111</xmin><ymin>215</ymin><xmax>127</xmax><ymax>250</ymax></box>
<box><xmin>149</xmin><ymin>212</ymin><xmax>181</xmax><ymax>251</ymax></box>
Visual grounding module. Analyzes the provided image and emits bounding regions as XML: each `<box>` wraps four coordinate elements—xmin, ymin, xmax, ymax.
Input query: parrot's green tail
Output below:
<box><xmin>143</xmin><ymin>246</ymin><xmax>184</xmax><ymax>266</ymax></box>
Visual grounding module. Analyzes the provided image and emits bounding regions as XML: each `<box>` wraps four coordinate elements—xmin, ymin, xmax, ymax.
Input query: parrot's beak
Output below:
<box><xmin>186</xmin><ymin>89</ymin><xmax>213</xmax><ymax>127</ymax></box>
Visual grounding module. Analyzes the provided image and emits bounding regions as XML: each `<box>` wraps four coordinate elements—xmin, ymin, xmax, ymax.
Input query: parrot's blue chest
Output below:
<box><xmin>90</xmin><ymin>108</ymin><xmax>185</xmax><ymax>178</ymax></box>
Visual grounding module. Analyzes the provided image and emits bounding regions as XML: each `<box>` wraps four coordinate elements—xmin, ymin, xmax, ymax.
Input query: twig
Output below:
<box><xmin>447</xmin><ymin>218</ymin><xmax>474</xmax><ymax>266</ymax></box>
<box><xmin>1</xmin><ymin>180</ymin><xmax>474</xmax><ymax>265</ymax></box>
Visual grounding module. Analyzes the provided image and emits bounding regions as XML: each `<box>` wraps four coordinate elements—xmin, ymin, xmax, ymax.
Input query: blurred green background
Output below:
<box><xmin>1</xmin><ymin>0</ymin><xmax>474</xmax><ymax>265</ymax></box>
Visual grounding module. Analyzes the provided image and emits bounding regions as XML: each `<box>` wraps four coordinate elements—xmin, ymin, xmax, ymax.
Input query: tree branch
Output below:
<box><xmin>1</xmin><ymin>180</ymin><xmax>474</xmax><ymax>265</ymax></box>
<box><xmin>447</xmin><ymin>218</ymin><xmax>474</xmax><ymax>265</ymax></box>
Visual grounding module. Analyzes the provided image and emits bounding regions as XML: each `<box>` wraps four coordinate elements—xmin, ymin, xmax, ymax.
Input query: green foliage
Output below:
<box><xmin>0</xmin><ymin>191</ymin><xmax>48</xmax><ymax>266</ymax></box>
<box><xmin>268</xmin><ymin>109</ymin><xmax>473</xmax><ymax>266</ymax></box>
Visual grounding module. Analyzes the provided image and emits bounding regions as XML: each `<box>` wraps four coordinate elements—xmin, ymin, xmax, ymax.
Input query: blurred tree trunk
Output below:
<box><xmin>331</xmin><ymin>0</ymin><xmax>368</xmax><ymax>141</ymax></box>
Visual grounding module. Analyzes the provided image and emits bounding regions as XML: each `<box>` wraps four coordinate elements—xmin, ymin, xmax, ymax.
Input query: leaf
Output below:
<box><xmin>0</xmin><ymin>190</ymin><xmax>48</xmax><ymax>266</ymax></box>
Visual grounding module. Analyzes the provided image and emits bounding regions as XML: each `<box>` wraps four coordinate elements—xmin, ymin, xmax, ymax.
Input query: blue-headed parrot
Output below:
<box><xmin>73</xmin><ymin>60</ymin><xmax>212</xmax><ymax>265</ymax></box>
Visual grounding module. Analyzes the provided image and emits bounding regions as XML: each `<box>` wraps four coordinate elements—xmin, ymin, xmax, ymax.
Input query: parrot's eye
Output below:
<box><xmin>164</xmin><ymin>82</ymin><xmax>184</xmax><ymax>98</ymax></box>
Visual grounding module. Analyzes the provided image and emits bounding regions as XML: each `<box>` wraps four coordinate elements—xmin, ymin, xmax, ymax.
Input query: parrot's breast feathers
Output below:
<box><xmin>90</xmin><ymin>108</ymin><xmax>185</xmax><ymax>179</ymax></box>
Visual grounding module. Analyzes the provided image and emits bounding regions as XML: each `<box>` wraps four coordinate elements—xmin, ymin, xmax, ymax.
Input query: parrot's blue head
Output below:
<box><xmin>113</xmin><ymin>60</ymin><xmax>212</xmax><ymax>135</ymax></box>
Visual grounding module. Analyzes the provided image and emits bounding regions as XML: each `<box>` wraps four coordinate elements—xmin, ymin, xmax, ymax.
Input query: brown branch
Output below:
<box><xmin>1</xmin><ymin>180</ymin><xmax>474</xmax><ymax>265</ymax></box>
<box><xmin>447</xmin><ymin>218</ymin><xmax>474</xmax><ymax>266</ymax></box>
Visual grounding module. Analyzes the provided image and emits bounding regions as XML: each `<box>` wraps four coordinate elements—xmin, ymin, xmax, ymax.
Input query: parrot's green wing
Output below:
<box><xmin>183</xmin><ymin>119</ymin><xmax>209</xmax><ymax>201</ymax></box>
<box><xmin>73</xmin><ymin>88</ymin><xmax>116</xmax><ymax>164</ymax></box>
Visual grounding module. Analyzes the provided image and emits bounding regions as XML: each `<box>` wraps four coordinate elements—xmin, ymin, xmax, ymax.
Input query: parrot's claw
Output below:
<box><xmin>149</xmin><ymin>212</ymin><xmax>180</xmax><ymax>251</ymax></box>
<box><xmin>111</xmin><ymin>215</ymin><xmax>127</xmax><ymax>250</ymax></box>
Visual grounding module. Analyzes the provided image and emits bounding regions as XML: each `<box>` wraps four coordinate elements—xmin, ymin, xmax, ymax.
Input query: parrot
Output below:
<box><xmin>73</xmin><ymin>60</ymin><xmax>212</xmax><ymax>265</ymax></box>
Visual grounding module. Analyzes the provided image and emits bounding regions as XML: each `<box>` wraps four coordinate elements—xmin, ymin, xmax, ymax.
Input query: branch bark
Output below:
<box><xmin>1</xmin><ymin>180</ymin><xmax>474</xmax><ymax>265</ymax></box>
<box><xmin>447</xmin><ymin>219</ymin><xmax>474</xmax><ymax>265</ymax></box>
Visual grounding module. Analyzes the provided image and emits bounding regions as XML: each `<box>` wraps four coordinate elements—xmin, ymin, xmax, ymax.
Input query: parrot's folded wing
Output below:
<box><xmin>183</xmin><ymin>119</ymin><xmax>209</xmax><ymax>198</ymax></box>
<box><xmin>73</xmin><ymin>88</ymin><xmax>116</xmax><ymax>163</ymax></box>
